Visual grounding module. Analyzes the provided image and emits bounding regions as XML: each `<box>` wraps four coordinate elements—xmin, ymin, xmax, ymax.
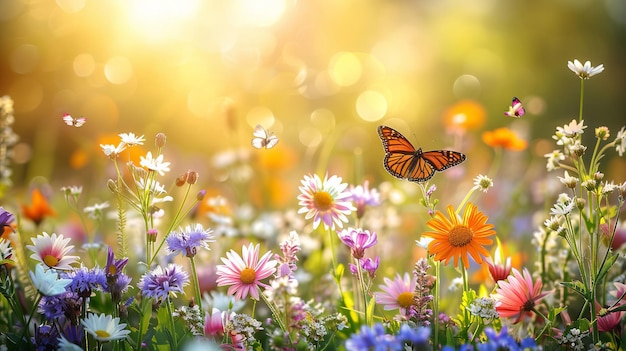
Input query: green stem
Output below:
<box><xmin>188</xmin><ymin>256</ymin><xmax>203</xmax><ymax>310</ymax></box>
<box><xmin>433</xmin><ymin>260</ymin><xmax>440</xmax><ymax>349</ymax></box>
<box><xmin>578</xmin><ymin>79</ymin><xmax>584</xmax><ymax>122</ymax></box>
<box><xmin>166</xmin><ymin>298</ymin><xmax>178</xmax><ymax>349</ymax></box>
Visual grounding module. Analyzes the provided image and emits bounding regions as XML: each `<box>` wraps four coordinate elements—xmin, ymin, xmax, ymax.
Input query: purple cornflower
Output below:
<box><xmin>337</xmin><ymin>228</ymin><xmax>377</xmax><ymax>259</ymax></box>
<box><xmin>38</xmin><ymin>291</ymin><xmax>81</xmax><ymax>320</ymax></box>
<box><xmin>139</xmin><ymin>264</ymin><xmax>189</xmax><ymax>302</ymax></box>
<box><xmin>166</xmin><ymin>224</ymin><xmax>215</xmax><ymax>258</ymax></box>
<box><xmin>62</xmin><ymin>266</ymin><xmax>106</xmax><ymax>298</ymax></box>
<box><xmin>397</xmin><ymin>324</ymin><xmax>430</xmax><ymax>348</ymax></box>
<box><xmin>0</xmin><ymin>207</ymin><xmax>15</xmax><ymax>231</ymax></box>
<box><xmin>104</xmin><ymin>247</ymin><xmax>132</xmax><ymax>304</ymax></box>
<box><xmin>274</xmin><ymin>231</ymin><xmax>301</xmax><ymax>278</ymax></box>
<box><xmin>348</xmin><ymin>180</ymin><xmax>381</xmax><ymax>219</ymax></box>
<box><xmin>33</xmin><ymin>324</ymin><xmax>60</xmax><ymax>351</ymax></box>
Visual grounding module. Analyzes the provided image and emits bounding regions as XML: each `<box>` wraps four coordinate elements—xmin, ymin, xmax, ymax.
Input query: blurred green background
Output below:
<box><xmin>1</xmin><ymin>0</ymin><xmax>625</xmax><ymax>192</ymax></box>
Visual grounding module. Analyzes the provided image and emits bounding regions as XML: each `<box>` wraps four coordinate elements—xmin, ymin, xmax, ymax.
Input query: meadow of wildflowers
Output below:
<box><xmin>0</xmin><ymin>58</ymin><xmax>624</xmax><ymax>351</ymax></box>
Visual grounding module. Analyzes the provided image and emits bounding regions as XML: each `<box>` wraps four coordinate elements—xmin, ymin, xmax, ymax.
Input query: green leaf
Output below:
<box><xmin>561</xmin><ymin>280</ymin><xmax>589</xmax><ymax>299</ymax></box>
<box><xmin>366</xmin><ymin>296</ymin><xmax>376</xmax><ymax>326</ymax></box>
<box><xmin>596</xmin><ymin>251</ymin><xmax>618</xmax><ymax>283</ymax></box>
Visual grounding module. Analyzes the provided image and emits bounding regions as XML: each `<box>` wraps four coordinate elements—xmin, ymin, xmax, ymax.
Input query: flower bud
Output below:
<box><xmin>147</xmin><ymin>228</ymin><xmax>158</xmax><ymax>243</ymax></box>
<box><xmin>575</xmin><ymin>197</ymin><xmax>586</xmax><ymax>210</ymax></box>
<box><xmin>196</xmin><ymin>189</ymin><xmax>206</xmax><ymax>201</ymax></box>
<box><xmin>155</xmin><ymin>132</ymin><xmax>167</xmax><ymax>148</ymax></box>
<box><xmin>595</xmin><ymin>126</ymin><xmax>610</xmax><ymax>140</ymax></box>
<box><xmin>107</xmin><ymin>179</ymin><xmax>118</xmax><ymax>193</ymax></box>
<box><xmin>593</xmin><ymin>172</ymin><xmax>604</xmax><ymax>181</ymax></box>
<box><xmin>176</xmin><ymin>173</ymin><xmax>188</xmax><ymax>187</ymax></box>
<box><xmin>581</xmin><ymin>179</ymin><xmax>597</xmax><ymax>192</ymax></box>
<box><xmin>186</xmin><ymin>170</ymin><xmax>198</xmax><ymax>185</ymax></box>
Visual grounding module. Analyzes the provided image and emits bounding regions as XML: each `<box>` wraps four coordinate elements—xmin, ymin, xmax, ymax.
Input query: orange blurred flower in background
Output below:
<box><xmin>481</xmin><ymin>127</ymin><xmax>528</xmax><ymax>151</ymax></box>
<box><xmin>443</xmin><ymin>100</ymin><xmax>487</xmax><ymax>134</ymax></box>
<box><xmin>21</xmin><ymin>188</ymin><xmax>56</xmax><ymax>226</ymax></box>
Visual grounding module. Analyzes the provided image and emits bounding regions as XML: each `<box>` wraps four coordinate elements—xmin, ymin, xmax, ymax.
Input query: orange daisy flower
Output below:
<box><xmin>21</xmin><ymin>188</ymin><xmax>56</xmax><ymax>226</ymax></box>
<box><xmin>481</xmin><ymin>127</ymin><xmax>528</xmax><ymax>151</ymax></box>
<box><xmin>422</xmin><ymin>202</ymin><xmax>495</xmax><ymax>269</ymax></box>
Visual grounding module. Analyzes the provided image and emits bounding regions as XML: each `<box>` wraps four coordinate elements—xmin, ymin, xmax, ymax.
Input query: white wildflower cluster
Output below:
<box><xmin>173</xmin><ymin>305</ymin><xmax>204</xmax><ymax>336</ymax></box>
<box><xmin>226</xmin><ymin>313</ymin><xmax>263</xmax><ymax>346</ymax></box>
<box><xmin>559</xmin><ymin>328</ymin><xmax>590</xmax><ymax>351</ymax></box>
<box><xmin>467</xmin><ymin>297</ymin><xmax>499</xmax><ymax>323</ymax></box>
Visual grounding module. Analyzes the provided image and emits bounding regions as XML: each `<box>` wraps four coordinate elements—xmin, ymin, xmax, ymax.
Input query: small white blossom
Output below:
<box><xmin>615</xmin><ymin>126</ymin><xmax>626</xmax><ymax>157</ymax></box>
<box><xmin>550</xmin><ymin>199</ymin><xmax>575</xmax><ymax>216</ymax></box>
<box><xmin>544</xmin><ymin>150</ymin><xmax>565</xmax><ymax>171</ymax></box>
<box><xmin>568</xmin><ymin>59</ymin><xmax>604</xmax><ymax>79</ymax></box>
<box><xmin>83</xmin><ymin>202</ymin><xmax>110</xmax><ymax>219</ymax></box>
<box><xmin>557</xmin><ymin>119</ymin><xmax>587</xmax><ymax>137</ymax></box>
<box><xmin>29</xmin><ymin>264</ymin><xmax>72</xmax><ymax>296</ymax></box>
<box><xmin>140</xmin><ymin>152</ymin><xmax>171</xmax><ymax>176</ymax></box>
<box><xmin>473</xmin><ymin>174</ymin><xmax>493</xmax><ymax>193</ymax></box>
<box><xmin>119</xmin><ymin>132</ymin><xmax>145</xmax><ymax>147</ymax></box>
<box><xmin>100</xmin><ymin>143</ymin><xmax>126</xmax><ymax>158</ymax></box>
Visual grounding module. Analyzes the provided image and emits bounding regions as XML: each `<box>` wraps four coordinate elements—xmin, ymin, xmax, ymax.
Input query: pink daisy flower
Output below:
<box><xmin>374</xmin><ymin>272</ymin><xmax>416</xmax><ymax>317</ymax></box>
<box><xmin>216</xmin><ymin>243</ymin><xmax>277</xmax><ymax>301</ymax></box>
<box><xmin>492</xmin><ymin>268</ymin><xmax>552</xmax><ymax>323</ymax></box>
<box><xmin>26</xmin><ymin>232</ymin><xmax>79</xmax><ymax>270</ymax></box>
<box><xmin>297</xmin><ymin>174</ymin><xmax>355</xmax><ymax>230</ymax></box>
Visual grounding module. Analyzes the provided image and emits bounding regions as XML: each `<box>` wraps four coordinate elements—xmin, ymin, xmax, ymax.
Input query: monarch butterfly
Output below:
<box><xmin>62</xmin><ymin>113</ymin><xmax>86</xmax><ymax>127</ymax></box>
<box><xmin>504</xmin><ymin>97</ymin><xmax>525</xmax><ymax>118</ymax></box>
<box><xmin>251</xmin><ymin>124</ymin><xmax>279</xmax><ymax>149</ymax></box>
<box><xmin>377</xmin><ymin>125</ymin><xmax>466</xmax><ymax>182</ymax></box>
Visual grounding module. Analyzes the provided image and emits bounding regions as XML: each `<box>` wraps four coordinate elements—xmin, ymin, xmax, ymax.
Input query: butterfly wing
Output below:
<box><xmin>504</xmin><ymin>97</ymin><xmax>525</xmax><ymax>118</ymax></box>
<box><xmin>62</xmin><ymin>114</ymin><xmax>74</xmax><ymax>126</ymax></box>
<box><xmin>378</xmin><ymin>126</ymin><xmax>430</xmax><ymax>181</ymax></box>
<box><xmin>74</xmin><ymin>117</ymin><xmax>86</xmax><ymax>127</ymax></box>
<box><xmin>421</xmin><ymin>150</ymin><xmax>466</xmax><ymax>171</ymax></box>
<box><xmin>265</xmin><ymin>135</ymin><xmax>278</xmax><ymax>149</ymax></box>
<box><xmin>252</xmin><ymin>125</ymin><xmax>267</xmax><ymax>149</ymax></box>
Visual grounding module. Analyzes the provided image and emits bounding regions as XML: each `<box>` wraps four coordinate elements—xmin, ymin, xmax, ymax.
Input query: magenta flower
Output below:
<box><xmin>486</xmin><ymin>256</ymin><xmax>512</xmax><ymax>283</ymax></box>
<box><xmin>374</xmin><ymin>273</ymin><xmax>416</xmax><ymax>317</ymax></box>
<box><xmin>492</xmin><ymin>268</ymin><xmax>552</xmax><ymax>323</ymax></box>
<box><xmin>338</xmin><ymin>227</ymin><xmax>377</xmax><ymax>259</ymax></box>
<box><xmin>297</xmin><ymin>174</ymin><xmax>355</xmax><ymax>230</ymax></box>
<box><xmin>216</xmin><ymin>243</ymin><xmax>277</xmax><ymax>301</ymax></box>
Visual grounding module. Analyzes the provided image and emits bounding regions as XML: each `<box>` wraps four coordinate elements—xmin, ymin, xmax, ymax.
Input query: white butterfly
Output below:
<box><xmin>62</xmin><ymin>113</ymin><xmax>86</xmax><ymax>127</ymax></box>
<box><xmin>252</xmin><ymin>124</ymin><xmax>278</xmax><ymax>149</ymax></box>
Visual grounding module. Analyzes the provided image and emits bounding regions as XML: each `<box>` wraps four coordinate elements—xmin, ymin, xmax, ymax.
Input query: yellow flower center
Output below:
<box><xmin>43</xmin><ymin>255</ymin><xmax>59</xmax><ymax>267</ymax></box>
<box><xmin>396</xmin><ymin>292</ymin><xmax>414</xmax><ymax>309</ymax></box>
<box><xmin>108</xmin><ymin>265</ymin><xmax>117</xmax><ymax>275</ymax></box>
<box><xmin>240</xmin><ymin>267</ymin><xmax>257</xmax><ymax>284</ymax></box>
<box><xmin>95</xmin><ymin>330</ymin><xmax>110</xmax><ymax>338</ymax></box>
<box><xmin>313</xmin><ymin>191</ymin><xmax>333</xmax><ymax>211</ymax></box>
<box><xmin>448</xmin><ymin>225</ymin><xmax>473</xmax><ymax>247</ymax></box>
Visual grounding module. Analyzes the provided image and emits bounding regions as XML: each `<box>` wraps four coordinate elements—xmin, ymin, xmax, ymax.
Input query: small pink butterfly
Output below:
<box><xmin>504</xmin><ymin>97</ymin><xmax>525</xmax><ymax>118</ymax></box>
<box><xmin>252</xmin><ymin>124</ymin><xmax>278</xmax><ymax>149</ymax></box>
<box><xmin>62</xmin><ymin>113</ymin><xmax>86</xmax><ymax>127</ymax></box>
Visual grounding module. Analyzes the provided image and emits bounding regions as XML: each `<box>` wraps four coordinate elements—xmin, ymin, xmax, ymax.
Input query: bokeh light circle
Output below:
<box><xmin>356</xmin><ymin>90</ymin><xmax>388</xmax><ymax>122</ymax></box>
<box><xmin>104</xmin><ymin>56</ymin><xmax>134</xmax><ymax>85</ymax></box>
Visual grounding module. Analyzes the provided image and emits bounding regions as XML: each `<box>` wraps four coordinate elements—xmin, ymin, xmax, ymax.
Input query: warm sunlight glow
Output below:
<box><xmin>236</xmin><ymin>0</ymin><xmax>286</xmax><ymax>27</ymax></box>
<box><xmin>126</xmin><ymin>0</ymin><xmax>200</xmax><ymax>41</ymax></box>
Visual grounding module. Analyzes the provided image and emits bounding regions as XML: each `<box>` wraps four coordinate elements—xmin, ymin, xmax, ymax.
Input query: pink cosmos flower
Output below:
<box><xmin>216</xmin><ymin>243</ymin><xmax>277</xmax><ymax>301</ymax></box>
<box><xmin>204</xmin><ymin>308</ymin><xmax>231</xmax><ymax>338</ymax></box>
<box><xmin>26</xmin><ymin>232</ymin><xmax>79</xmax><ymax>270</ymax></box>
<box><xmin>492</xmin><ymin>268</ymin><xmax>552</xmax><ymax>323</ymax></box>
<box><xmin>374</xmin><ymin>272</ymin><xmax>416</xmax><ymax>317</ymax></box>
<box><xmin>297</xmin><ymin>174</ymin><xmax>355</xmax><ymax>230</ymax></box>
<box><xmin>486</xmin><ymin>256</ymin><xmax>512</xmax><ymax>283</ymax></box>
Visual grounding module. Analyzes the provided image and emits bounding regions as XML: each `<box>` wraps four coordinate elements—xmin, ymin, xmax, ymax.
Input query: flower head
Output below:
<box><xmin>337</xmin><ymin>227</ymin><xmax>377</xmax><ymax>259</ymax></box>
<box><xmin>481</xmin><ymin>127</ymin><xmax>527</xmax><ymax>151</ymax></box>
<box><xmin>486</xmin><ymin>256</ymin><xmax>512</xmax><ymax>283</ymax></box>
<box><xmin>0</xmin><ymin>207</ymin><xmax>15</xmax><ymax>233</ymax></box>
<box><xmin>422</xmin><ymin>203</ymin><xmax>495</xmax><ymax>269</ymax></box>
<box><xmin>615</xmin><ymin>126</ymin><xmax>626</xmax><ymax>157</ymax></box>
<box><xmin>568</xmin><ymin>59</ymin><xmax>604</xmax><ymax>79</ymax></box>
<box><xmin>29</xmin><ymin>263</ymin><xmax>72</xmax><ymax>296</ymax></box>
<box><xmin>139</xmin><ymin>264</ymin><xmax>189</xmax><ymax>301</ymax></box>
<box><xmin>374</xmin><ymin>272</ymin><xmax>416</xmax><ymax>317</ymax></box>
<box><xmin>166</xmin><ymin>224</ymin><xmax>215</xmax><ymax>258</ymax></box>
<box><xmin>83</xmin><ymin>202</ymin><xmax>109</xmax><ymax>220</ymax></box>
<box><xmin>556</xmin><ymin>119</ymin><xmax>587</xmax><ymax>137</ymax></box>
<box><xmin>216</xmin><ymin>243</ymin><xmax>277</xmax><ymax>300</ymax></box>
<box><xmin>492</xmin><ymin>268</ymin><xmax>552</xmax><ymax>323</ymax></box>
<box><xmin>297</xmin><ymin>174</ymin><xmax>355</xmax><ymax>230</ymax></box>
<box><xmin>100</xmin><ymin>143</ymin><xmax>126</xmax><ymax>158</ymax></box>
<box><xmin>0</xmin><ymin>237</ymin><xmax>12</xmax><ymax>263</ymax></box>
<box><xmin>21</xmin><ymin>188</ymin><xmax>56</xmax><ymax>226</ymax></box>
<box><xmin>81</xmin><ymin>313</ymin><xmax>130</xmax><ymax>342</ymax></box>
<box><xmin>348</xmin><ymin>180</ymin><xmax>381</xmax><ymax>219</ymax></box>
<box><xmin>473</xmin><ymin>174</ymin><xmax>493</xmax><ymax>193</ymax></box>
<box><xmin>140</xmin><ymin>151</ymin><xmax>171</xmax><ymax>176</ymax></box>
<box><xmin>119</xmin><ymin>132</ymin><xmax>145</xmax><ymax>147</ymax></box>
<box><xmin>27</xmin><ymin>232</ymin><xmax>79</xmax><ymax>270</ymax></box>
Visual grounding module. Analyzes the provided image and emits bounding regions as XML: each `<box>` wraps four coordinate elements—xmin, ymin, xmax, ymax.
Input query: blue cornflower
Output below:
<box><xmin>0</xmin><ymin>207</ymin><xmax>15</xmax><ymax>231</ymax></box>
<box><xmin>477</xmin><ymin>327</ymin><xmax>538</xmax><ymax>351</ymax></box>
<box><xmin>62</xmin><ymin>266</ymin><xmax>106</xmax><ymax>298</ymax></box>
<box><xmin>345</xmin><ymin>323</ymin><xmax>401</xmax><ymax>351</ymax></box>
<box><xmin>39</xmin><ymin>292</ymin><xmax>74</xmax><ymax>319</ymax></box>
<box><xmin>138</xmin><ymin>263</ymin><xmax>189</xmax><ymax>301</ymax></box>
<box><xmin>166</xmin><ymin>224</ymin><xmax>215</xmax><ymax>257</ymax></box>
<box><xmin>397</xmin><ymin>324</ymin><xmax>430</xmax><ymax>347</ymax></box>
